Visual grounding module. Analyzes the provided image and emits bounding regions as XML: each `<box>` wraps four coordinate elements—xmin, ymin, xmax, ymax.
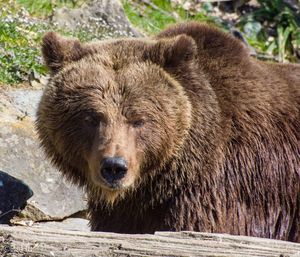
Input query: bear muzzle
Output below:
<box><xmin>100</xmin><ymin>157</ymin><xmax>128</xmax><ymax>189</ymax></box>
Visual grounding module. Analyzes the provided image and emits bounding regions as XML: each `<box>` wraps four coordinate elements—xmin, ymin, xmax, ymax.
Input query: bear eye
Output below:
<box><xmin>132</xmin><ymin>119</ymin><xmax>145</xmax><ymax>128</ymax></box>
<box><xmin>84</xmin><ymin>114</ymin><xmax>99</xmax><ymax>127</ymax></box>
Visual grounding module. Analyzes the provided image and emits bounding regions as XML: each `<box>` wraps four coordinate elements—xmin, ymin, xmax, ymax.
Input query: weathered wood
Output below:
<box><xmin>0</xmin><ymin>225</ymin><xmax>300</xmax><ymax>257</ymax></box>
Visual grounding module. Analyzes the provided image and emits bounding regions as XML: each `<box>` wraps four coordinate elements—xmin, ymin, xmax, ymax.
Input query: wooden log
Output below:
<box><xmin>0</xmin><ymin>225</ymin><xmax>300</xmax><ymax>257</ymax></box>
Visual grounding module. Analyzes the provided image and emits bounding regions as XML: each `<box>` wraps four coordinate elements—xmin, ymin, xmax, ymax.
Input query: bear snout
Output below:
<box><xmin>100</xmin><ymin>157</ymin><xmax>128</xmax><ymax>188</ymax></box>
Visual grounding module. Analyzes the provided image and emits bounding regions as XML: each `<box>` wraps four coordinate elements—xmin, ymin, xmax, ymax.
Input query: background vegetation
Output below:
<box><xmin>0</xmin><ymin>0</ymin><xmax>299</xmax><ymax>86</ymax></box>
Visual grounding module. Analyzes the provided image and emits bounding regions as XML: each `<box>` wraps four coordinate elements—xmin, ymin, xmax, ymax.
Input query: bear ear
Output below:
<box><xmin>148</xmin><ymin>35</ymin><xmax>197</xmax><ymax>69</ymax></box>
<box><xmin>42</xmin><ymin>32</ymin><xmax>87</xmax><ymax>74</ymax></box>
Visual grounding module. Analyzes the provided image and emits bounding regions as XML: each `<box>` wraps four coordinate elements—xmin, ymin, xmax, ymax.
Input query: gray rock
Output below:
<box><xmin>7</xmin><ymin>89</ymin><xmax>42</xmax><ymax>119</ymax></box>
<box><xmin>0</xmin><ymin>170</ymin><xmax>33</xmax><ymax>224</ymax></box>
<box><xmin>52</xmin><ymin>0</ymin><xmax>142</xmax><ymax>39</ymax></box>
<box><xmin>33</xmin><ymin>218</ymin><xmax>90</xmax><ymax>231</ymax></box>
<box><xmin>0</xmin><ymin>88</ymin><xmax>87</xmax><ymax>222</ymax></box>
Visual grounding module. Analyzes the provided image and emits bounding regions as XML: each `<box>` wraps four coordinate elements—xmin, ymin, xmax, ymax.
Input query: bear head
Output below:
<box><xmin>36</xmin><ymin>32</ymin><xmax>195</xmax><ymax>204</ymax></box>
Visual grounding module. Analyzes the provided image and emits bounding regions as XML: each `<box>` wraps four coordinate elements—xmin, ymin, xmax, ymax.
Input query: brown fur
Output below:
<box><xmin>36</xmin><ymin>22</ymin><xmax>300</xmax><ymax>242</ymax></box>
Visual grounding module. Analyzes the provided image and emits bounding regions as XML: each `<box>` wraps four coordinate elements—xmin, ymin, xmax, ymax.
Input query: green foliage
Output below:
<box><xmin>1</xmin><ymin>0</ymin><xmax>299</xmax><ymax>86</ymax></box>
<box><xmin>0</xmin><ymin>1</ymin><xmax>97</xmax><ymax>85</ymax></box>
<box><xmin>16</xmin><ymin>0</ymin><xmax>83</xmax><ymax>17</ymax></box>
<box><xmin>239</xmin><ymin>0</ymin><xmax>300</xmax><ymax>62</ymax></box>
<box><xmin>0</xmin><ymin>2</ymin><xmax>48</xmax><ymax>84</ymax></box>
<box><xmin>123</xmin><ymin>0</ymin><xmax>220</xmax><ymax>35</ymax></box>
<box><xmin>124</xmin><ymin>0</ymin><xmax>300</xmax><ymax>62</ymax></box>
<box><xmin>122</xmin><ymin>0</ymin><xmax>177</xmax><ymax>34</ymax></box>
<box><xmin>16</xmin><ymin>0</ymin><xmax>53</xmax><ymax>17</ymax></box>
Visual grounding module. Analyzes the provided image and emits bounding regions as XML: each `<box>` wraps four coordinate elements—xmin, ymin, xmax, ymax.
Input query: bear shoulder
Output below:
<box><xmin>156</xmin><ymin>22</ymin><xmax>250</xmax><ymax>64</ymax></box>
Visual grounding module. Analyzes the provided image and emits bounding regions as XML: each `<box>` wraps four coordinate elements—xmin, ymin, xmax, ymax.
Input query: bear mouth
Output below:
<box><xmin>93</xmin><ymin>174</ymin><xmax>127</xmax><ymax>191</ymax></box>
<box><xmin>103</xmin><ymin>180</ymin><xmax>124</xmax><ymax>190</ymax></box>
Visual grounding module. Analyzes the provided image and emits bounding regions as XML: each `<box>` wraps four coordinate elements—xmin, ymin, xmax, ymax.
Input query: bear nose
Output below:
<box><xmin>100</xmin><ymin>157</ymin><xmax>128</xmax><ymax>186</ymax></box>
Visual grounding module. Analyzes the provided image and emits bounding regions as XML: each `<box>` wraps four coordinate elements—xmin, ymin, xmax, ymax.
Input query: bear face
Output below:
<box><xmin>37</xmin><ymin>33</ymin><xmax>193</xmax><ymax>203</ymax></box>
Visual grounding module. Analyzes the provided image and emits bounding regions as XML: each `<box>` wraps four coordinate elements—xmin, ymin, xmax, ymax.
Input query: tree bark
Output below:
<box><xmin>0</xmin><ymin>225</ymin><xmax>300</xmax><ymax>257</ymax></box>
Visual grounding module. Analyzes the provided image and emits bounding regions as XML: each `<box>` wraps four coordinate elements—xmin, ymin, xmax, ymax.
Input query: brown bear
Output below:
<box><xmin>36</xmin><ymin>22</ymin><xmax>300</xmax><ymax>242</ymax></box>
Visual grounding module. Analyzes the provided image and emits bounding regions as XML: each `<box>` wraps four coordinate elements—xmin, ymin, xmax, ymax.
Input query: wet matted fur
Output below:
<box><xmin>36</xmin><ymin>22</ymin><xmax>300</xmax><ymax>242</ymax></box>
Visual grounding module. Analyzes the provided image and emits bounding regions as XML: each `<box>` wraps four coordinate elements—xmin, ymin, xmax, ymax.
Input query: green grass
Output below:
<box><xmin>122</xmin><ymin>0</ymin><xmax>177</xmax><ymax>34</ymax></box>
<box><xmin>0</xmin><ymin>0</ymin><xmax>102</xmax><ymax>85</ymax></box>
<box><xmin>0</xmin><ymin>0</ymin><xmax>299</xmax><ymax>86</ymax></box>
<box><xmin>0</xmin><ymin>1</ymin><xmax>48</xmax><ymax>84</ymax></box>
<box><xmin>122</xmin><ymin>0</ymin><xmax>221</xmax><ymax>35</ymax></box>
<box><xmin>16</xmin><ymin>0</ymin><xmax>84</xmax><ymax>17</ymax></box>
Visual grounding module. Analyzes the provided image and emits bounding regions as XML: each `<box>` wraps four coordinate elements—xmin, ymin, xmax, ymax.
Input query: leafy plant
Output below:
<box><xmin>239</xmin><ymin>0</ymin><xmax>300</xmax><ymax>62</ymax></box>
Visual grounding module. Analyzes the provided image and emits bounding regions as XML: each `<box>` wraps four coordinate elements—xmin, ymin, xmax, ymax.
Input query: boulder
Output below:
<box><xmin>52</xmin><ymin>0</ymin><xmax>141</xmax><ymax>39</ymax></box>
<box><xmin>0</xmin><ymin>88</ymin><xmax>87</xmax><ymax>223</ymax></box>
